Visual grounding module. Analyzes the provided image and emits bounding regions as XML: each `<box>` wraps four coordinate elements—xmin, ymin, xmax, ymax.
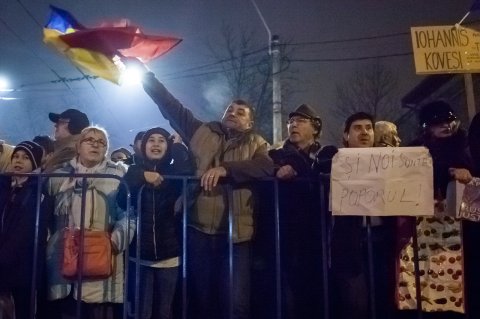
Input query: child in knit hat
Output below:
<box><xmin>117</xmin><ymin>127</ymin><xmax>193</xmax><ymax>319</ymax></box>
<box><xmin>0</xmin><ymin>141</ymin><xmax>47</xmax><ymax>319</ymax></box>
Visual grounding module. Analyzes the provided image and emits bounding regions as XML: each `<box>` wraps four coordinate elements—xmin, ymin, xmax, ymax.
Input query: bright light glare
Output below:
<box><xmin>0</xmin><ymin>76</ymin><xmax>9</xmax><ymax>91</ymax></box>
<box><xmin>120</xmin><ymin>67</ymin><xmax>143</xmax><ymax>86</ymax></box>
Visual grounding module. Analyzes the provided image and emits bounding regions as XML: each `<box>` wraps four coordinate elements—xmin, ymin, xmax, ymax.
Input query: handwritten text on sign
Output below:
<box><xmin>410</xmin><ymin>25</ymin><xmax>480</xmax><ymax>74</ymax></box>
<box><xmin>331</xmin><ymin>147</ymin><xmax>434</xmax><ymax>216</ymax></box>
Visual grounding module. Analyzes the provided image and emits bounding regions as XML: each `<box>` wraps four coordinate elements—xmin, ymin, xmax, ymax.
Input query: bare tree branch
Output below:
<box><xmin>205</xmin><ymin>23</ymin><xmax>298</xmax><ymax>142</ymax></box>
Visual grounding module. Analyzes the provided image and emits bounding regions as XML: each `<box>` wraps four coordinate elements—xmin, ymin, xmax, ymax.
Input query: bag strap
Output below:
<box><xmin>88</xmin><ymin>188</ymin><xmax>94</xmax><ymax>229</ymax></box>
<box><xmin>63</xmin><ymin>185</ymin><xmax>96</xmax><ymax>230</ymax></box>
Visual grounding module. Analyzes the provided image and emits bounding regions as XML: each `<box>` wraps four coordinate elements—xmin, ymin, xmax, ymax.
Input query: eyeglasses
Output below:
<box><xmin>286</xmin><ymin>117</ymin><xmax>310</xmax><ymax>125</ymax></box>
<box><xmin>81</xmin><ymin>137</ymin><xmax>107</xmax><ymax>147</ymax></box>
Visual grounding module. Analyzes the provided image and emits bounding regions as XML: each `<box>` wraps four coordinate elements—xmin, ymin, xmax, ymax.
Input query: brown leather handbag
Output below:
<box><xmin>61</xmin><ymin>189</ymin><xmax>113</xmax><ymax>280</ymax></box>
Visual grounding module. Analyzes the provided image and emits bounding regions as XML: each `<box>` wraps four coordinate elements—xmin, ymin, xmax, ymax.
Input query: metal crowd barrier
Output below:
<box><xmin>0</xmin><ymin>172</ymin><xmax>447</xmax><ymax>319</ymax></box>
<box><xmin>0</xmin><ymin>172</ymin><xmax>132</xmax><ymax>319</ymax></box>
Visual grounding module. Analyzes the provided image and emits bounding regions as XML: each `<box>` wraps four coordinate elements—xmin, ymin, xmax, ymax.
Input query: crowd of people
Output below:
<box><xmin>0</xmin><ymin>67</ymin><xmax>479</xmax><ymax>319</ymax></box>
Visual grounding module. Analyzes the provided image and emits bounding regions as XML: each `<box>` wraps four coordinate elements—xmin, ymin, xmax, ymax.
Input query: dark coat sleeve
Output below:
<box><xmin>142</xmin><ymin>72</ymin><xmax>203</xmax><ymax>142</ymax></box>
<box><xmin>268</xmin><ymin>147</ymin><xmax>312</xmax><ymax>177</ymax></box>
<box><xmin>222</xmin><ymin>142</ymin><xmax>275</xmax><ymax>183</ymax></box>
<box><xmin>314</xmin><ymin>145</ymin><xmax>339</xmax><ymax>175</ymax></box>
<box><xmin>170</xmin><ymin>143</ymin><xmax>195</xmax><ymax>176</ymax></box>
<box><xmin>0</xmin><ymin>181</ymin><xmax>47</xmax><ymax>288</ymax></box>
<box><xmin>117</xmin><ymin>165</ymin><xmax>146</xmax><ymax>211</ymax></box>
<box><xmin>469</xmin><ymin>113</ymin><xmax>480</xmax><ymax>176</ymax></box>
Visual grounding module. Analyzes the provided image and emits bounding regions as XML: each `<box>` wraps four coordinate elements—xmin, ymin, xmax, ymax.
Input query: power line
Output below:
<box><xmin>11</xmin><ymin>0</ymin><xmax>126</xmax><ymax>130</ymax></box>
<box><xmin>290</xmin><ymin>52</ymin><xmax>412</xmax><ymax>63</ymax></box>
<box><xmin>15</xmin><ymin>0</ymin><xmax>43</xmax><ymax>27</ymax></box>
<box><xmin>287</xmin><ymin>31</ymin><xmax>409</xmax><ymax>47</ymax></box>
<box><xmin>153</xmin><ymin>58</ymin><xmax>271</xmax><ymax>81</ymax></box>
<box><xmin>161</xmin><ymin>32</ymin><xmax>411</xmax><ymax>78</ymax></box>
<box><xmin>286</xmin><ymin>18</ymin><xmax>480</xmax><ymax>48</ymax></box>
<box><xmin>161</xmin><ymin>46</ymin><xmax>268</xmax><ymax>77</ymax></box>
<box><xmin>1</xmin><ymin>5</ymin><xmax>416</xmax><ymax>87</ymax></box>
<box><xmin>0</xmin><ymin>16</ymin><xmax>72</xmax><ymax>91</ymax></box>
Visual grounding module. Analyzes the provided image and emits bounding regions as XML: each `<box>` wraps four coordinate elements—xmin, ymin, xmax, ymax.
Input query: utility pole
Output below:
<box><xmin>249</xmin><ymin>0</ymin><xmax>283</xmax><ymax>144</ymax></box>
<box><xmin>464</xmin><ymin>73</ymin><xmax>476</xmax><ymax>121</ymax></box>
<box><xmin>271</xmin><ymin>35</ymin><xmax>282</xmax><ymax>144</ymax></box>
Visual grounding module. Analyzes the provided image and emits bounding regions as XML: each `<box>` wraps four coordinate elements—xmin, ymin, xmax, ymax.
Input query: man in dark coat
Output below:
<box><xmin>330</xmin><ymin>112</ymin><xmax>397</xmax><ymax>319</ymax></box>
<box><xmin>263</xmin><ymin>104</ymin><xmax>336</xmax><ymax>319</ymax></box>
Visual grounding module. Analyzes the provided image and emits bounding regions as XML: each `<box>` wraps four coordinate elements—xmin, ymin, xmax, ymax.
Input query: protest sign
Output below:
<box><xmin>331</xmin><ymin>147</ymin><xmax>434</xmax><ymax>216</ymax></box>
<box><xmin>410</xmin><ymin>25</ymin><xmax>480</xmax><ymax>74</ymax></box>
<box><xmin>458</xmin><ymin>177</ymin><xmax>480</xmax><ymax>221</ymax></box>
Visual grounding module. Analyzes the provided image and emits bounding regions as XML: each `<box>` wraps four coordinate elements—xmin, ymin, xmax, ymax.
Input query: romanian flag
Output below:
<box><xmin>43</xmin><ymin>5</ymin><xmax>182</xmax><ymax>84</ymax></box>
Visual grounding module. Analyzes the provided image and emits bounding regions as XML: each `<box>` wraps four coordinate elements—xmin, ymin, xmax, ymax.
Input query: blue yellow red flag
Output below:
<box><xmin>43</xmin><ymin>6</ymin><xmax>181</xmax><ymax>84</ymax></box>
<box><xmin>60</xmin><ymin>26</ymin><xmax>181</xmax><ymax>62</ymax></box>
<box><xmin>45</xmin><ymin>5</ymin><xmax>84</xmax><ymax>33</ymax></box>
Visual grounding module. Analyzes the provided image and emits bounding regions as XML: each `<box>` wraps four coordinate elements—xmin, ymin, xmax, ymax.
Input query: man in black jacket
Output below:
<box><xmin>265</xmin><ymin>104</ymin><xmax>336</xmax><ymax>319</ymax></box>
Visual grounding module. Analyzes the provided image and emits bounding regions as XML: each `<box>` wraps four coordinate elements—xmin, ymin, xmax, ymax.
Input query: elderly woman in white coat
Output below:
<box><xmin>44</xmin><ymin>126</ymin><xmax>134</xmax><ymax>319</ymax></box>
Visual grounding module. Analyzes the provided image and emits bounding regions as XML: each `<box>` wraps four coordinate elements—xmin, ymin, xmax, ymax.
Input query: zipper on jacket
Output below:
<box><xmin>1</xmin><ymin>188</ymin><xmax>15</xmax><ymax>233</ymax></box>
<box><xmin>152</xmin><ymin>165</ymin><xmax>158</xmax><ymax>260</ymax></box>
<box><xmin>1</xmin><ymin>206</ymin><xmax>6</xmax><ymax>232</ymax></box>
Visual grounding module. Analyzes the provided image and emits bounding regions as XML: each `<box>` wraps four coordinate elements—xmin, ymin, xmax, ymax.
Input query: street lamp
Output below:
<box><xmin>249</xmin><ymin>0</ymin><xmax>283</xmax><ymax>144</ymax></box>
<box><xmin>0</xmin><ymin>76</ymin><xmax>10</xmax><ymax>91</ymax></box>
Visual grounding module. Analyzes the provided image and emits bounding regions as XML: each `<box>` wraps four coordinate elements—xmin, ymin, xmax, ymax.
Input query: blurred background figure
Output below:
<box><xmin>468</xmin><ymin>112</ymin><xmax>480</xmax><ymax>177</ymax></box>
<box><xmin>126</xmin><ymin>131</ymin><xmax>145</xmax><ymax>165</ymax></box>
<box><xmin>374</xmin><ymin>121</ymin><xmax>401</xmax><ymax>147</ymax></box>
<box><xmin>462</xmin><ymin>111</ymin><xmax>480</xmax><ymax>318</ymax></box>
<box><xmin>33</xmin><ymin>135</ymin><xmax>54</xmax><ymax>171</ymax></box>
<box><xmin>44</xmin><ymin>108</ymin><xmax>90</xmax><ymax>172</ymax></box>
<box><xmin>0</xmin><ymin>140</ymin><xmax>14</xmax><ymax>173</ymax></box>
<box><xmin>110</xmin><ymin>147</ymin><xmax>132</xmax><ymax>164</ymax></box>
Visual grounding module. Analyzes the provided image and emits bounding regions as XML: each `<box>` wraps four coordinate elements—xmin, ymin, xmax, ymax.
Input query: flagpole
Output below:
<box><xmin>457</xmin><ymin>11</ymin><xmax>470</xmax><ymax>26</ymax></box>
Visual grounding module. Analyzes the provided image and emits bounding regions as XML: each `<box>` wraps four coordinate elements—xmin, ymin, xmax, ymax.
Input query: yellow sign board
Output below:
<box><xmin>411</xmin><ymin>25</ymin><xmax>480</xmax><ymax>74</ymax></box>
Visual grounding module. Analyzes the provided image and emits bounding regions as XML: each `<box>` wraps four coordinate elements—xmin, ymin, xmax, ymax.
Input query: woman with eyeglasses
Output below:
<box><xmin>42</xmin><ymin>126</ymin><xmax>134</xmax><ymax>319</ymax></box>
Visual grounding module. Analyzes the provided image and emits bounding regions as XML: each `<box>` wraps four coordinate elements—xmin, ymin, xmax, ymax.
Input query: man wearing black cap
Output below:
<box><xmin>271</xmin><ymin>104</ymin><xmax>336</xmax><ymax>176</ymax></box>
<box><xmin>264</xmin><ymin>104</ymin><xmax>336</xmax><ymax>318</ymax></box>
<box><xmin>137</xmin><ymin>68</ymin><xmax>274</xmax><ymax>319</ymax></box>
<box><xmin>43</xmin><ymin>108</ymin><xmax>90</xmax><ymax>172</ymax></box>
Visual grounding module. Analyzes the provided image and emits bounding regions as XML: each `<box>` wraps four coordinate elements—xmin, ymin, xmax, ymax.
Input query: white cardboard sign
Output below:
<box><xmin>331</xmin><ymin>147</ymin><xmax>434</xmax><ymax>216</ymax></box>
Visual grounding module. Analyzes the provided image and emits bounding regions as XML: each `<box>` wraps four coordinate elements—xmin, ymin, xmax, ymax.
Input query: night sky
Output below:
<box><xmin>0</xmin><ymin>0</ymin><xmax>473</xmax><ymax>149</ymax></box>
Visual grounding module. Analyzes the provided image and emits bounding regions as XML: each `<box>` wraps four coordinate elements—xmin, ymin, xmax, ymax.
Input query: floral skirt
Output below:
<box><xmin>397</xmin><ymin>214</ymin><xmax>463</xmax><ymax>313</ymax></box>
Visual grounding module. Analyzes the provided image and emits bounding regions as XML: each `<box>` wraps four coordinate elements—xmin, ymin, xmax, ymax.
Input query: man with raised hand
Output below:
<box><xmin>138</xmin><ymin>64</ymin><xmax>274</xmax><ymax>319</ymax></box>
